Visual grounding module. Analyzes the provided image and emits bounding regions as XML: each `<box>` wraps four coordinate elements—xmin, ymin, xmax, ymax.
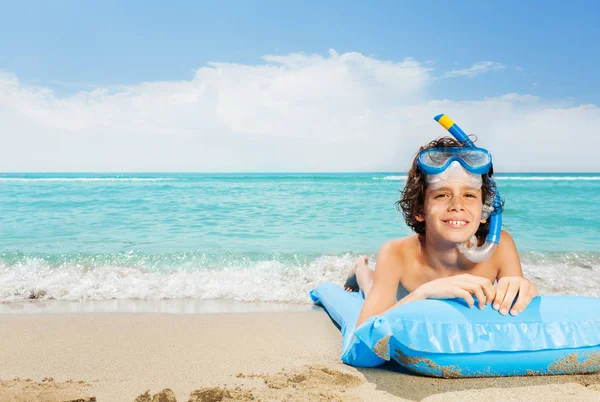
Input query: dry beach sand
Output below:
<box><xmin>1</xmin><ymin>304</ymin><xmax>600</xmax><ymax>402</ymax></box>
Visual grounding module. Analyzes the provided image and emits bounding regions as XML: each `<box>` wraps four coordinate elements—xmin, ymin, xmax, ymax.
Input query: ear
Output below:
<box><xmin>480</xmin><ymin>218</ymin><xmax>487</xmax><ymax>224</ymax></box>
<box><xmin>415</xmin><ymin>213</ymin><xmax>425</xmax><ymax>222</ymax></box>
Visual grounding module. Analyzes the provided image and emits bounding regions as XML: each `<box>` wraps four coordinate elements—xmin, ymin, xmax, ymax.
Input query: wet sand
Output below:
<box><xmin>1</xmin><ymin>305</ymin><xmax>599</xmax><ymax>401</ymax></box>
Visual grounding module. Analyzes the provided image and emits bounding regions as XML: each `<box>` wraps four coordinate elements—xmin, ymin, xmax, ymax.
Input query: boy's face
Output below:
<box><xmin>417</xmin><ymin>182</ymin><xmax>485</xmax><ymax>244</ymax></box>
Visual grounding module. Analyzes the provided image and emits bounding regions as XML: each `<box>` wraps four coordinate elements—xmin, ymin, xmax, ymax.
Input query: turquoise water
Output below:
<box><xmin>1</xmin><ymin>172</ymin><xmax>599</xmax><ymax>302</ymax></box>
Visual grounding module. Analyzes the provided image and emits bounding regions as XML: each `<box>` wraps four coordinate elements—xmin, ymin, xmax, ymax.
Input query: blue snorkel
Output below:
<box><xmin>433</xmin><ymin>114</ymin><xmax>502</xmax><ymax>263</ymax></box>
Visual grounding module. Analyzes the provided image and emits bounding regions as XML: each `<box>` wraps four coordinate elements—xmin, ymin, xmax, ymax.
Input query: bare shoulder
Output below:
<box><xmin>495</xmin><ymin>230</ymin><xmax>518</xmax><ymax>254</ymax></box>
<box><xmin>499</xmin><ymin>230</ymin><xmax>516</xmax><ymax>243</ymax></box>
<box><xmin>356</xmin><ymin>237</ymin><xmax>415</xmax><ymax>326</ymax></box>
<box><xmin>375</xmin><ymin>235</ymin><xmax>418</xmax><ymax>277</ymax></box>
<box><xmin>492</xmin><ymin>230</ymin><xmax>523</xmax><ymax>277</ymax></box>
<box><xmin>378</xmin><ymin>235</ymin><xmax>417</xmax><ymax>258</ymax></box>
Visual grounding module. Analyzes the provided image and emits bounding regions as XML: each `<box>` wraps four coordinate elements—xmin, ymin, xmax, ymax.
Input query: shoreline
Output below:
<box><xmin>1</xmin><ymin>308</ymin><xmax>599</xmax><ymax>401</ymax></box>
<box><xmin>0</xmin><ymin>298</ymin><xmax>315</xmax><ymax>315</ymax></box>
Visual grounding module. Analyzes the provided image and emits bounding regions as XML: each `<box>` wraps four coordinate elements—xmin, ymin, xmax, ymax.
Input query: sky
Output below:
<box><xmin>1</xmin><ymin>0</ymin><xmax>599</xmax><ymax>172</ymax></box>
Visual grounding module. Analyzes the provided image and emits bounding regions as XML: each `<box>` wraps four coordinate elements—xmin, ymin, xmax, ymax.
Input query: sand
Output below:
<box><xmin>1</xmin><ymin>305</ymin><xmax>599</xmax><ymax>401</ymax></box>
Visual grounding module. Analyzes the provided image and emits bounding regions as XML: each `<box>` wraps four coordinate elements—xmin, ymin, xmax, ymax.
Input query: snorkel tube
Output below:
<box><xmin>434</xmin><ymin>114</ymin><xmax>502</xmax><ymax>263</ymax></box>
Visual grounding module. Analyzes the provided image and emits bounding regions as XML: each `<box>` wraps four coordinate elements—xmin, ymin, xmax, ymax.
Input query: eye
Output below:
<box><xmin>434</xmin><ymin>193</ymin><xmax>449</xmax><ymax>199</ymax></box>
<box><xmin>464</xmin><ymin>193</ymin><xmax>477</xmax><ymax>198</ymax></box>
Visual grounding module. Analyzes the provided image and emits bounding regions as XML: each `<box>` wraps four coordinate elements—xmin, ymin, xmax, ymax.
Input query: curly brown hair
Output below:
<box><xmin>395</xmin><ymin>136</ymin><xmax>504</xmax><ymax>238</ymax></box>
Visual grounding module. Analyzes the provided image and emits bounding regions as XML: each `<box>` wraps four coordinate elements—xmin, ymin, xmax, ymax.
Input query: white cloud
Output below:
<box><xmin>443</xmin><ymin>61</ymin><xmax>505</xmax><ymax>78</ymax></box>
<box><xmin>1</xmin><ymin>52</ymin><xmax>598</xmax><ymax>172</ymax></box>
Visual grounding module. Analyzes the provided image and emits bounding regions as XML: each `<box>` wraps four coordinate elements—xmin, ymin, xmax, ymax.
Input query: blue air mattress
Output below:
<box><xmin>310</xmin><ymin>282</ymin><xmax>600</xmax><ymax>377</ymax></box>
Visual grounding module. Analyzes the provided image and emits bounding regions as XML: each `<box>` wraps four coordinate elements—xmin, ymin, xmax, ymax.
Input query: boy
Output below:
<box><xmin>346</xmin><ymin>136</ymin><xmax>538</xmax><ymax>327</ymax></box>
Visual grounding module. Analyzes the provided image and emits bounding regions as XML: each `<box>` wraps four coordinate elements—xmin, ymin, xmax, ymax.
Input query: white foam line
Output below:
<box><xmin>373</xmin><ymin>176</ymin><xmax>408</xmax><ymax>181</ymax></box>
<box><xmin>0</xmin><ymin>178</ymin><xmax>178</xmax><ymax>182</ymax></box>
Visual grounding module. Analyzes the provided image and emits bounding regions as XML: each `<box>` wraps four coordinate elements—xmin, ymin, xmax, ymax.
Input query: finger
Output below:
<box><xmin>455</xmin><ymin>289</ymin><xmax>475</xmax><ymax>308</ymax></box>
<box><xmin>499</xmin><ymin>282</ymin><xmax>521</xmax><ymax>315</ymax></box>
<box><xmin>510</xmin><ymin>284</ymin><xmax>532</xmax><ymax>316</ymax></box>
<box><xmin>464</xmin><ymin>276</ymin><xmax>495</xmax><ymax>306</ymax></box>
<box><xmin>513</xmin><ymin>282</ymin><xmax>538</xmax><ymax>314</ymax></box>
<box><xmin>493</xmin><ymin>278</ymin><xmax>509</xmax><ymax>310</ymax></box>
<box><xmin>467</xmin><ymin>284</ymin><xmax>486</xmax><ymax>310</ymax></box>
<box><xmin>531</xmin><ymin>284</ymin><xmax>539</xmax><ymax>297</ymax></box>
<box><xmin>479</xmin><ymin>279</ymin><xmax>496</xmax><ymax>305</ymax></box>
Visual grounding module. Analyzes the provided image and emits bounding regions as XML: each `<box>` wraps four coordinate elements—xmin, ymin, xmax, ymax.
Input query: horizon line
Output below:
<box><xmin>2</xmin><ymin>171</ymin><xmax>600</xmax><ymax>175</ymax></box>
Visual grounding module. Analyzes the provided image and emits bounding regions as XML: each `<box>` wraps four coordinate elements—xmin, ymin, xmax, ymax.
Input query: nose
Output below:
<box><xmin>448</xmin><ymin>196</ymin><xmax>465</xmax><ymax>211</ymax></box>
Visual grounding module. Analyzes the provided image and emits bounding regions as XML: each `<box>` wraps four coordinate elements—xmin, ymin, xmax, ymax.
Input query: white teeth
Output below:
<box><xmin>447</xmin><ymin>220</ymin><xmax>467</xmax><ymax>227</ymax></box>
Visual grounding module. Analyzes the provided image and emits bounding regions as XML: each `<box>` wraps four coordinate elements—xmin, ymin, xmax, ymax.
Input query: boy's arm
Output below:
<box><xmin>493</xmin><ymin>230</ymin><xmax>538</xmax><ymax>316</ymax></box>
<box><xmin>356</xmin><ymin>241</ymin><xmax>404</xmax><ymax>327</ymax></box>
<box><xmin>356</xmin><ymin>239</ymin><xmax>498</xmax><ymax>327</ymax></box>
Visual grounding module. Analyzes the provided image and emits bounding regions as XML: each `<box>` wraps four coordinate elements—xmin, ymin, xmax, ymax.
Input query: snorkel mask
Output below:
<box><xmin>417</xmin><ymin>114</ymin><xmax>502</xmax><ymax>263</ymax></box>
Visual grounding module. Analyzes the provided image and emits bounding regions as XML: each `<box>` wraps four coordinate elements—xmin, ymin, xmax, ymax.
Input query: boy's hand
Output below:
<box><xmin>493</xmin><ymin>276</ymin><xmax>538</xmax><ymax>316</ymax></box>
<box><xmin>414</xmin><ymin>274</ymin><xmax>496</xmax><ymax>309</ymax></box>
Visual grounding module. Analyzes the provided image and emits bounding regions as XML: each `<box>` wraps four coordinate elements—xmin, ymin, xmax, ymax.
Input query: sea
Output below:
<box><xmin>1</xmin><ymin>172</ymin><xmax>599</xmax><ymax>310</ymax></box>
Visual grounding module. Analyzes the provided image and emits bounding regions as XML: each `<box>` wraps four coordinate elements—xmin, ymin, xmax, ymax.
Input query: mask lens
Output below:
<box><xmin>420</xmin><ymin>147</ymin><xmax>490</xmax><ymax>171</ymax></box>
<box><xmin>459</xmin><ymin>149</ymin><xmax>490</xmax><ymax>168</ymax></box>
<box><xmin>420</xmin><ymin>149</ymin><xmax>454</xmax><ymax>168</ymax></box>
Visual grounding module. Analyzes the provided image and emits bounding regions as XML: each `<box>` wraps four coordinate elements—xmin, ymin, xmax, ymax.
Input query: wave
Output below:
<box><xmin>0</xmin><ymin>251</ymin><xmax>598</xmax><ymax>302</ymax></box>
<box><xmin>0</xmin><ymin>252</ymin><xmax>363</xmax><ymax>303</ymax></box>
<box><xmin>373</xmin><ymin>176</ymin><xmax>408</xmax><ymax>181</ymax></box>
<box><xmin>2</xmin><ymin>174</ymin><xmax>598</xmax><ymax>183</ymax></box>
<box><xmin>0</xmin><ymin>178</ymin><xmax>178</xmax><ymax>182</ymax></box>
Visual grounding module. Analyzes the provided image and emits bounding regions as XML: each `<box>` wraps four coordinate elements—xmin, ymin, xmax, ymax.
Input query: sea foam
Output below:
<box><xmin>1</xmin><ymin>252</ymin><xmax>598</xmax><ymax>303</ymax></box>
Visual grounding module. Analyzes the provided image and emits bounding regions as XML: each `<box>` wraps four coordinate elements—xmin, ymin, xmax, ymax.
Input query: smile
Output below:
<box><xmin>443</xmin><ymin>220</ymin><xmax>469</xmax><ymax>228</ymax></box>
